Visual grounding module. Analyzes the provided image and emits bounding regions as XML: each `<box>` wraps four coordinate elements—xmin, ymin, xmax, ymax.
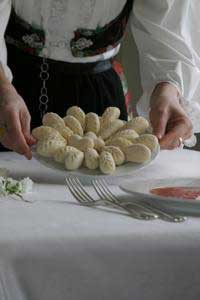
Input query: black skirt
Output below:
<box><xmin>0</xmin><ymin>45</ymin><xmax>127</xmax><ymax>151</ymax></box>
<box><xmin>8</xmin><ymin>45</ymin><xmax>127</xmax><ymax>124</ymax></box>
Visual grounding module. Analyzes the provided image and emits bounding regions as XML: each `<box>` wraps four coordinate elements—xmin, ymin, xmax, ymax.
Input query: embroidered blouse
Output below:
<box><xmin>0</xmin><ymin>0</ymin><xmax>130</xmax><ymax>80</ymax></box>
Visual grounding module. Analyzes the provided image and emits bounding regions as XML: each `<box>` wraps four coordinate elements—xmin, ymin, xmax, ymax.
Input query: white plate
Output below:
<box><xmin>120</xmin><ymin>178</ymin><xmax>200</xmax><ymax>216</ymax></box>
<box><xmin>32</xmin><ymin>145</ymin><xmax>160</xmax><ymax>179</ymax></box>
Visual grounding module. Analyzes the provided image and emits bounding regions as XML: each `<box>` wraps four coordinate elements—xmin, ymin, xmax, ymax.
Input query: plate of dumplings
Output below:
<box><xmin>32</xmin><ymin>106</ymin><xmax>160</xmax><ymax>178</ymax></box>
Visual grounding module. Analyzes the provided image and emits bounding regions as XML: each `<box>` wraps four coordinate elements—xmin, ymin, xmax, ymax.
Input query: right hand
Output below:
<box><xmin>149</xmin><ymin>82</ymin><xmax>193</xmax><ymax>149</ymax></box>
<box><xmin>0</xmin><ymin>83</ymin><xmax>36</xmax><ymax>159</ymax></box>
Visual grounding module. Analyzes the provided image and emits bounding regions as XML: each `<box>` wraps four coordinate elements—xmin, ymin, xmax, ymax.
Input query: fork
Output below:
<box><xmin>91</xmin><ymin>178</ymin><xmax>159</xmax><ymax>219</ymax></box>
<box><xmin>66</xmin><ymin>176</ymin><xmax>157</xmax><ymax>220</ymax></box>
<box><xmin>92</xmin><ymin>179</ymin><xmax>187</xmax><ymax>223</ymax></box>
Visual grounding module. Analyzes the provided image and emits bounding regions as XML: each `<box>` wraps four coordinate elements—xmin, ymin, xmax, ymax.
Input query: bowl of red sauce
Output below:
<box><xmin>150</xmin><ymin>187</ymin><xmax>200</xmax><ymax>200</ymax></box>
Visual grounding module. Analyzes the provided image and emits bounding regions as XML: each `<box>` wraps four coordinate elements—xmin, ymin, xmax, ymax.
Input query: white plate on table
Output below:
<box><xmin>32</xmin><ymin>145</ymin><xmax>160</xmax><ymax>180</ymax></box>
<box><xmin>120</xmin><ymin>178</ymin><xmax>200</xmax><ymax>216</ymax></box>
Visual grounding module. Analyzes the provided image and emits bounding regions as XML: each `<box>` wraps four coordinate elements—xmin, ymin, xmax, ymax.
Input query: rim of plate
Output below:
<box><xmin>32</xmin><ymin>144</ymin><xmax>160</xmax><ymax>178</ymax></box>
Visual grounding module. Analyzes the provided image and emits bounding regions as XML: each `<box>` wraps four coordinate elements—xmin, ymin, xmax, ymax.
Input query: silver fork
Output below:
<box><xmin>66</xmin><ymin>176</ymin><xmax>157</xmax><ymax>220</ymax></box>
<box><xmin>92</xmin><ymin>178</ymin><xmax>159</xmax><ymax>220</ymax></box>
<box><xmin>92</xmin><ymin>179</ymin><xmax>187</xmax><ymax>223</ymax></box>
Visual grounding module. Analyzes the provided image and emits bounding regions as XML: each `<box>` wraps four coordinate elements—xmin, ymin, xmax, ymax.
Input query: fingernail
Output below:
<box><xmin>155</xmin><ymin>133</ymin><xmax>162</xmax><ymax>139</ymax></box>
<box><xmin>26</xmin><ymin>152</ymin><xmax>32</xmax><ymax>160</ymax></box>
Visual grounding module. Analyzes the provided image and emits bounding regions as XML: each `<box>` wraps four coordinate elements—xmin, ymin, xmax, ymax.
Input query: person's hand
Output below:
<box><xmin>149</xmin><ymin>82</ymin><xmax>193</xmax><ymax>149</ymax></box>
<box><xmin>0</xmin><ymin>83</ymin><xmax>36</xmax><ymax>159</ymax></box>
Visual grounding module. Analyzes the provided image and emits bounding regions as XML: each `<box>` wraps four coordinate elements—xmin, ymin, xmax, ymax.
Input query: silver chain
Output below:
<box><xmin>39</xmin><ymin>58</ymin><xmax>49</xmax><ymax>119</ymax></box>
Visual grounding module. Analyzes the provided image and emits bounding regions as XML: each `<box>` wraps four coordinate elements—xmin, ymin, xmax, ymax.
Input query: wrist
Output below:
<box><xmin>0</xmin><ymin>82</ymin><xmax>15</xmax><ymax>95</ymax></box>
<box><xmin>152</xmin><ymin>82</ymin><xmax>180</xmax><ymax>98</ymax></box>
<box><xmin>0</xmin><ymin>82</ymin><xmax>18</xmax><ymax>108</ymax></box>
<box><xmin>150</xmin><ymin>82</ymin><xmax>180</xmax><ymax>107</ymax></box>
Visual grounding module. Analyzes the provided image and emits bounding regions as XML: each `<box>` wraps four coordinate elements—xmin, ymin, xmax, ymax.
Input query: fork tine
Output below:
<box><xmin>66</xmin><ymin>176</ymin><xmax>94</xmax><ymax>204</ymax></box>
<box><xmin>66</xmin><ymin>177</ymin><xmax>90</xmax><ymax>203</ymax></box>
<box><xmin>99</xmin><ymin>179</ymin><xmax>118</xmax><ymax>201</ymax></box>
<box><xmin>100</xmin><ymin>178</ymin><xmax>153</xmax><ymax>208</ymax></box>
<box><xmin>66</xmin><ymin>177</ymin><xmax>84</xmax><ymax>202</ymax></box>
<box><xmin>92</xmin><ymin>179</ymin><xmax>111</xmax><ymax>201</ymax></box>
<box><xmin>92</xmin><ymin>179</ymin><xmax>155</xmax><ymax>220</ymax></box>
<box><xmin>93</xmin><ymin>179</ymin><xmax>159</xmax><ymax>220</ymax></box>
<box><xmin>72</xmin><ymin>177</ymin><xmax>94</xmax><ymax>202</ymax></box>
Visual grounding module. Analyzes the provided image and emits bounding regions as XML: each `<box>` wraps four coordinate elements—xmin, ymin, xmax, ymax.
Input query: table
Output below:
<box><xmin>0</xmin><ymin>149</ymin><xmax>200</xmax><ymax>300</ymax></box>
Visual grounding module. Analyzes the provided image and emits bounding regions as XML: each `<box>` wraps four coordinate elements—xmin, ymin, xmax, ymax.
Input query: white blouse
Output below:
<box><xmin>0</xmin><ymin>0</ymin><xmax>200</xmax><ymax>132</ymax></box>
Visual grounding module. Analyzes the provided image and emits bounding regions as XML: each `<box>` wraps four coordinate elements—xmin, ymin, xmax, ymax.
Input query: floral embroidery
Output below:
<box><xmin>72</xmin><ymin>38</ymin><xmax>93</xmax><ymax>51</ymax></box>
<box><xmin>22</xmin><ymin>34</ymin><xmax>44</xmax><ymax>49</ymax></box>
<box><xmin>71</xmin><ymin>0</ymin><xmax>134</xmax><ymax>57</ymax></box>
<box><xmin>5</xmin><ymin>1</ymin><xmax>133</xmax><ymax>59</ymax></box>
<box><xmin>5</xmin><ymin>8</ymin><xmax>45</xmax><ymax>56</ymax></box>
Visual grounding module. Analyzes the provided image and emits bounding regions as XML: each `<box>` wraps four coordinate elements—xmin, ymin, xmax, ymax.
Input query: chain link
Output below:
<box><xmin>39</xmin><ymin>58</ymin><xmax>49</xmax><ymax>119</ymax></box>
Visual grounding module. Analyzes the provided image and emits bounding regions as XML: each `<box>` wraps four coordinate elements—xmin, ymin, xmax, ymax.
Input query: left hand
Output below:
<box><xmin>149</xmin><ymin>82</ymin><xmax>193</xmax><ymax>149</ymax></box>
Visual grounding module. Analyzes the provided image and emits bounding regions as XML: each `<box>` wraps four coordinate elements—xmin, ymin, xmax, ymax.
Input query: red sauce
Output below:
<box><xmin>150</xmin><ymin>187</ymin><xmax>200</xmax><ymax>200</ymax></box>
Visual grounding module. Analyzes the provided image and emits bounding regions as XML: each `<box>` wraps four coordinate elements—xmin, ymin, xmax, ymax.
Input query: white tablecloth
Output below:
<box><xmin>0</xmin><ymin>150</ymin><xmax>200</xmax><ymax>300</ymax></box>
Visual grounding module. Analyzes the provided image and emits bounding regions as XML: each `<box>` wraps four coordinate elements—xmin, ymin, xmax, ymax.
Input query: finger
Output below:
<box><xmin>20</xmin><ymin>111</ymin><xmax>36</xmax><ymax>146</ymax></box>
<box><xmin>2</xmin><ymin>111</ymin><xmax>32</xmax><ymax>159</ymax></box>
<box><xmin>167</xmin><ymin>116</ymin><xmax>193</xmax><ymax>140</ymax></box>
<box><xmin>26</xmin><ymin>136</ymin><xmax>36</xmax><ymax>146</ymax></box>
<box><xmin>159</xmin><ymin>121</ymin><xmax>190</xmax><ymax>150</ymax></box>
<box><xmin>2</xmin><ymin>132</ymin><xmax>32</xmax><ymax>159</ymax></box>
<box><xmin>150</xmin><ymin>107</ymin><xmax>169</xmax><ymax>139</ymax></box>
<box><xmin>159</xmin><ymin>133</ymin><xmax>180</xmax><ymax>150</ymax></box>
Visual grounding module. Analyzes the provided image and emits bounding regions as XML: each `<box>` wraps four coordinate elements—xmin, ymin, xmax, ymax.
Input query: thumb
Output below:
<box><xmin>20</xmin><ymin>111</ymin><xmax>36</xmax><ymax>146</ymax></box>
<box><xmin>150</xmin><ymin>108</ymin><xmax>169</xmax><ymax>140</ymax></box>
<box><xmin>4</xmin><ymin>111</ymin><xmax>32</xmax><ymax>160</ymax></box>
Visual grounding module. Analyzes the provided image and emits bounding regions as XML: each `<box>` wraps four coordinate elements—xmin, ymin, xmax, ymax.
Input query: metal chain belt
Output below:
<box><xmin>39</xmin><ymin>58</ymin><xmax>49</xmax><ymax>119</ymax></box>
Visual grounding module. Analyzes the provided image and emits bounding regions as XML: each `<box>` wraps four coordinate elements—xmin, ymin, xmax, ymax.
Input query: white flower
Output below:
<box><xmin>0</xmin><ymin>177</ymin><xmax>6</xmax><ymax>196</ymax></box>
<box><xmin>21</xmin><ymin>178</ymin><xmax>33</xmax><ymax>194</ymax></box>
<box><xmin>0</xmin><ymin>176</ymin><xmax>33</xmax><ymax>201</ymax></box>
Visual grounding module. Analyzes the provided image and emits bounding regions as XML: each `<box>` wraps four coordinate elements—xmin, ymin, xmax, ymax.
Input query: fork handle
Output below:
<box><xmin>103</xmin><ymin>198</ymin><xmax>157</xmax><ymax>220</ymax></box>
<box><xmin>131</xmin><ymin>201</ymin><xmax>186</xmax><ymax>223</ymax></box>
<box><xmin>118</xmin><ymin>201</ymin><xmax>158</xmax><ymax>219</ymax></box>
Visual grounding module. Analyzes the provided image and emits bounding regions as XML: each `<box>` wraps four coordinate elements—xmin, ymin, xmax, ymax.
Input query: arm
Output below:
<box><xmin>0</xmin><ymin>0</ymin><xmax>12</xmax><ymax>81</ymax></box>
<box><xmin>0</xmin><ymin>0</ymin><xmax>35</xmax><ymax>158</ymax></box>
<box><xmin>131</xmin><ymin>0</ymin><xmax>196</xmax><ymax>148</ymax></box>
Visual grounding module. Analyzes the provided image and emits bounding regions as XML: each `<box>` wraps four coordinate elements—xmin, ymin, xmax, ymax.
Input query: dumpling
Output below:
<box><xmin>85</xmin><ymin>112</ymin><xmax>100</xmax><ymax>135</ymax></box>
<box><xmin>103</xmin><ymin>146</ymin><xmax>125</xmax><ymax>166</ymax></box>
<box><xmin>36</xmin><ymin>138</ymin><xmax>66</xmax><ymax>158</ymax></box>
<box><xmin>99</xmin><ymin>151</ymin><xmax>116</xmax><ymax>175</ymax></box>
<box><xmin>42</xmin><ymin>112</ymin><xmax>65</xmax><ymax>128</ymax></box>
<box><xmin>66</xmin><ymin>106</ymin><xmax>85</xmax><ymax>130</ymax></box>
<box><xmin>63</xmin><ymin>115</ymin><xmax>83</xmax><ymax>136</ymax></box>
<box><xmin>65</xmin><ymin>149</ymin><xmax>84</xmax><ymax>170</ymax></box>
<box><xmin>131</xmin><ymin>134</ymin><xmax>159</xmax><ymax>151</ymax></box>
<box><xmin>84</xmin><ymin>148</ymin><xmax>99</xmax><ymax>170</ymax></box>
<box><xmin>124</xmin><ymin>144</ymin><xmax>151</xmax><ymax>163</ymax></box>
<box><xmin>100</xmin><ymin>119</ymin><xmax>124</xmax><ymax>140</ymax></box>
